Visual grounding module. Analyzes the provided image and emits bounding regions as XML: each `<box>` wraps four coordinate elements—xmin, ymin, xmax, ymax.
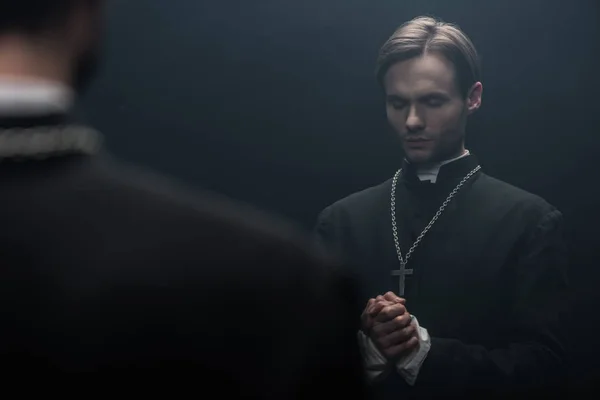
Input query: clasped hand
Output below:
<box><xmin>361</xmin><ymin>292</ymin><xmax>419</xmax><ymax>361</ymax></box>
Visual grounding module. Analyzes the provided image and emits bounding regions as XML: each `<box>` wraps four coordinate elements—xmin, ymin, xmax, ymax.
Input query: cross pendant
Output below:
<box><xmin>391</xmin><ymin>264</ymin><xmax>413</xmax><ymax>297</ymax></box>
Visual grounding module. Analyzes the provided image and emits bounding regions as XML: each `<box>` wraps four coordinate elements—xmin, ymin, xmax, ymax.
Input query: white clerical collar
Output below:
<box><xmin>0</xmin><ymin>76</ymin><xmax>74</xmax><ymax>116</ymax></box>
<box><xmin>406</xmin><ymin>150</ymin><xmax>471</xmax><ymax>183</ymax></box>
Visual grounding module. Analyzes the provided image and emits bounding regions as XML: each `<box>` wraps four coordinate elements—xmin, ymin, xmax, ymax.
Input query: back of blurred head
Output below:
<box><xmin>0</xmin><ymin>0</ymin><xmax>105</xmax><ymax>94</ymax></box>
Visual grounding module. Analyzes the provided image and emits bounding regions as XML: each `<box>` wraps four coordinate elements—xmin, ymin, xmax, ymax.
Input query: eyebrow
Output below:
<box><xmin>386</xmin><ymin>91</ymin><xmax>450</xmax><ymax>101</ymax></box>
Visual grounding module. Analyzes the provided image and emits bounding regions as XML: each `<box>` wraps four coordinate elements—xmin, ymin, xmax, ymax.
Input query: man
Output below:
<box><xmin>0</xmin><ymin>1</ymin><xmax>366</xmax><ymax>398</ymax></box>
<box><xmin>314</xmin><ymin>16</ymin><xmax>568</xmax><ymax>399</ymax></box>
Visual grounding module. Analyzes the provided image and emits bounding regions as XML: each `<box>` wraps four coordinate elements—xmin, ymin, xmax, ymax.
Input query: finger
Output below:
<box><xmin>376</xmin><ymin>323</ymin><xmax>417</xmax><ymax>349</ymax></box>
<box><xmin>372</xmin><ymin>312</ymin><xmax>412</xmax><ymax>335</ymax></box>
<box><xmin>368</xmin><ymin>300</ymin><xmax>391</xmax><ymax>316</ymax></box>
<box><xmin>361</xmin><ymin>299</ymin><xmax>377</xmax><ymax>329</ymax></box>
<box><xmin>373</xmin><ymin>303</ymin><xmax>407</xmax><ymax>323</ymax></box>
<box><xmin>370</xmin><ymin>301</ymin><xmax>397</xmax><ymax>317</ymax></box>
<box><xmin>385</xmin><ymin>336</ymin><xmax>419</xmax><ymax>360</ymax></box>
<box><xmin>373</xmin><ymin>298</ymin><xmax>396</xmax><ymax>308</ymax></box>
<box><xmin>361</xmin><ymin>300</ymin><xmax>378</xmax><ymax>333</ymax></box>
<box><xmin>363</xmin><ymin>298</ymin><xmax>376</xmax><ymax>313</ymax></box>
<box><xmin>361</xmin><ymin>301</ymin><xmax>373</xmax><ymax>322</ymax></box>
<box><xmin>391</xmin><ymin>313</ymin><xmax>413</xmax><ymax>330</ymax></box>
<box><xmin>383</xmin><ymin>292</ymin><xmax>405</xmax><ymax>304</ymax></box>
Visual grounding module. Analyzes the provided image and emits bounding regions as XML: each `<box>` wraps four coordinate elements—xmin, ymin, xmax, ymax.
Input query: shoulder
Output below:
<box><xmin>92</xmin><ymin>154</ymin><xmax>341</xmax><ymax>271</ymax></box>
<box><xmin>477</xmin><ymin>174</ymin><xmax>561</xmax><ymax>222</ymax></box>
<box><xmin>0</xmin><ymin>152</ymin><xmax>337</xmax><ymax>276</ymax></box>
<box><xmin>98</xmin><ymin>158</ymin><xmax>359</xmax><ymax>316</ymax></box>
<box><xmin>318</xmin><ymin>178</ymin><xmax>392</xmax><ymax>221</ymax></box>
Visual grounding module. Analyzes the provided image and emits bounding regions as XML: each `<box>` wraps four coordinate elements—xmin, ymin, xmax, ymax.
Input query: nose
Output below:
<box><xmin>406</xmin><ymin>106</ymin><xmax>424</xmax><ymax>132</ymax></box>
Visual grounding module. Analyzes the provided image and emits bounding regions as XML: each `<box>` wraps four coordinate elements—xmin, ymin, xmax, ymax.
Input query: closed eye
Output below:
<box><xmin>389</xmin><ymin>101</ymin><xmax>406</xmax><ymax>110</ymax></box>
<box><xmin>386</xmin><ymin>97</ymin><xmax>407</xmax><ymax>110</ymax></box>
<box><xmin>426</xmin><ymin>98</ymin><xmax>444</xmax><ymax>107</ymax></box>
<box><xmin>422</xmin><ymin>95</ymin><xmax>449</xmax><ymax>108</ymax></box>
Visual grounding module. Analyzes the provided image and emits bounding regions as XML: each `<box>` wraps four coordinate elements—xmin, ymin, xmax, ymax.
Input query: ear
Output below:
<box><xmin>66</xmin><ymin>0</ymin><xmax>104</xmax><ymax>53</ymax></box>
<box><xmin>466</xmin><ymin>82</ymin><xmax>483</xmax><ymax>114</ymax></box>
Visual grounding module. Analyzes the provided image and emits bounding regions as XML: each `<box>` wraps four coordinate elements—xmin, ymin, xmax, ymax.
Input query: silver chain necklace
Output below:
<box><xmin>390</xmin><ymin>164</ymin><xmax>481</xmax><ymax>296</ymax></box>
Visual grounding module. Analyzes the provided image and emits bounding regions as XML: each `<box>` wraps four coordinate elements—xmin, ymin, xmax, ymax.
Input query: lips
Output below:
<box><xmin>405</xmin><ymin>138</ymin><xmax>431</xmax><ymax>143</ymax></box>
<box><xmin>404</xmin><ymin>138</ymin><xmax>432</xmax><ymax>149</ymax></box>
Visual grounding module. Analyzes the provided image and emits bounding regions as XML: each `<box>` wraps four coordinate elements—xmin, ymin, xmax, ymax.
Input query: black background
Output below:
<box><xmin>77</xmin><ymin>0</ymin><xmax>600</xmax><ymax>386</ymax></box>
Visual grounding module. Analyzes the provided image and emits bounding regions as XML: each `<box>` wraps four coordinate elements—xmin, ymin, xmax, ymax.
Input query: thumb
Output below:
<box><xmin>383</xmin><ymin>291</ymin><xmax>406</xmax><ymax>304</ymax></box>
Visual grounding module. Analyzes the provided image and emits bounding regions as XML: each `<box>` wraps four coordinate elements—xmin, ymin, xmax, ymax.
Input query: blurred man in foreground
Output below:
<box><xmin>0</xmin><ymin>1</ymin><xmax>366</xmax><ymax>398</ymax></box>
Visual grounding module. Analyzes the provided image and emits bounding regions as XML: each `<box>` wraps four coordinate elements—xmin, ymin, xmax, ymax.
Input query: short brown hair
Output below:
<box><xmin>376</xmin><ymin>16</ymin><xmax>481</xmax><ymax>97</ymax></box>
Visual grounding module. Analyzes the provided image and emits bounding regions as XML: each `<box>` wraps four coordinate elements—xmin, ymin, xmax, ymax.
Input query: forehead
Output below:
<box><xmin>383</xmin><ymin>52</ymin><xmax>460</xmax><ymax>96</ymax></box>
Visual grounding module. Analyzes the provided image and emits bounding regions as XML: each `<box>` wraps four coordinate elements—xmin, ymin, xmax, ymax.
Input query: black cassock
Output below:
<box><xmin>314</xmin><ymin>154</ymin><xmax>569</xmax><ymax>399</ymax></box>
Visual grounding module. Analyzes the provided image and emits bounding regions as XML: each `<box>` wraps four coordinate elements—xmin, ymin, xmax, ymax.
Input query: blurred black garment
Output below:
<box><xmin>0</xmin><ymin>111</ymin><xmax>367</xmax><ymax>399</ymax></box>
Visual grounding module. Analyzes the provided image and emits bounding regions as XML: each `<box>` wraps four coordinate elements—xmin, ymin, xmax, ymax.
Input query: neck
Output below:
<box><xmin>0</xmin><ymin>35</ymin><xmax>72</xmax><ymax>86</ymax></box>
<box><xmin>432</xmin><ymin>148</ymin><xmax>467</xmax><ymax>166</ymax></box>
<box><xmin>408</xmin><ymin>149</ymin><xmax>470</xmax><ymax>183</ymax></box>
<box><xmin>409</xmin><ymin>146</ymin><xmax>467</xmax><ymax>168</ymax></box>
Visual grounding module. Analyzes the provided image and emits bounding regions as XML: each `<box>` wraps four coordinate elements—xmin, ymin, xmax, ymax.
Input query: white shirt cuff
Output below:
<box><xmin>357</xmin><ymin>316</ymin><xmax>431</xmax><ymax>386</ymax></box>
<box><xmin>357</xmin><ymin>329</ymin><xmax>389</xmax><ymax>382</ymax></box>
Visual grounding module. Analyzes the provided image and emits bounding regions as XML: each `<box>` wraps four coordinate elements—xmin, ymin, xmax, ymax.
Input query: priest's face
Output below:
<box><xmin>383</xmin><ymin>52</ymin><xmax>482</xmax><ymax>164</ymax></box>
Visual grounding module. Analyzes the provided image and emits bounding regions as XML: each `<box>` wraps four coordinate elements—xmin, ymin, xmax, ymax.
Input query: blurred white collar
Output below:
<box><xmin>0</xmin><ymin>76</ymin><xmax>73</xmax><ymax>116</ymax></box>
